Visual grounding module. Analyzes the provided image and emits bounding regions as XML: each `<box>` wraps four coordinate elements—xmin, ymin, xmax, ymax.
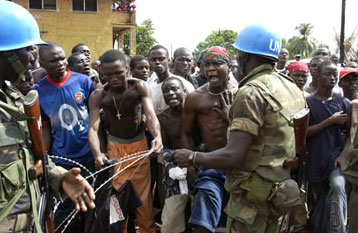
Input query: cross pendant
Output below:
<box><xmin>116</xmin><ymin>112</ymin><xmax>121</xmax><ymax>120</ymax></box>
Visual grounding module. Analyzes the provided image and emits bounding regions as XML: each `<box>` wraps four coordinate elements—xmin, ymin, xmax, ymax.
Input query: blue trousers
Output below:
<box><xmin>311</xmin><ymin>168</ymin><xmax>347</xmax><ymax>233</ymax></box>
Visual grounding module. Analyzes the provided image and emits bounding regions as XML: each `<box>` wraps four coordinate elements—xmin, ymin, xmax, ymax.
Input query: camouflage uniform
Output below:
<box><xmin>0</xmin><ymin>83</ymin><xmax>66</xmax><ymax>233</ymax></box>
<box><xmin>224</xmin><ymin>64</ymin><xmax>306</xmax><ymax>233</ymax></box>
<box><xmin>343</xmin><ymin>99</ymin><xmax>358</xmax><ymax>232</ymax></box>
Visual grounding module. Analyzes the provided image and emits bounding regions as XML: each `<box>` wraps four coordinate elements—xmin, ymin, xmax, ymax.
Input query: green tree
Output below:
<box><xmin>285</xmin><ymin>23</ymin><xmax>317</xmax><ymax>58</ymax></box>
<box><xmin>124</xmin><ymin>19</ymin><xmax>157</xmax><ymax>56</ymax></box>
<box><xmin>193</xmin><ymin>29</ymin><xmax>238</xmax><ymax>60</ymax></box>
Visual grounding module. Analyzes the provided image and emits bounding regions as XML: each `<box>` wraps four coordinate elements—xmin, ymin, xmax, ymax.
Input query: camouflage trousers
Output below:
<box><xmin>225</xmin><ymin>191</ymin><xmax>282</xmax><ymax>233</ymax></box>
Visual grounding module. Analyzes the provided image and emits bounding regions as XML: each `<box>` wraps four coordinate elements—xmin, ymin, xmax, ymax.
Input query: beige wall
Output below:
<box><xmin>15</xmin><ymin>0</ymin><xmax>136</xmax><ymax>61</ymax></box>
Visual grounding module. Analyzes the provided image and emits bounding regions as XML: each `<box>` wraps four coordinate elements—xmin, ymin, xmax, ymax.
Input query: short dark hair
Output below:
<box><xmin>162</xmin><ymin>76</ymin><xmax>185</xmax><ymax>90</ymax></box>
<box><xmin>39</xmin><ymin>42</ymin><xmax>62</xmax><ymax>60</ymax></box>
<box><xmin>197</xmin><ymin>49</ymin><xmax>208</xmax><ymax>67</ymax></box>
<box><xmin>173</xmin><ymin>47</ymin><xmax>191</xmax><ymax>60</ymax></box>
<box><xmin>71</xmin><ymin>43</ymin><xmax>88</xmax><ymax>54</ymax></box>
<box><xmin>309</xmin><ymin>56</ymin><xmax>325</xmax><ymax>66</ymax></box>
<box><xmin>317</xmin><ymin>59</ymin><xmax>335</xmax><ymax>75</ymax></box>
<box><xmin>130</xmin><ymin>55</ymin><xmax>148</xmax><ymax>70</ymax></box>
<box><xmin>67</xmin><ymin>52</ymin><xmax>83</xmax><ymax>67</ymax></box>
<box><xmin>148</xmin><ymin>45</ymin><xmax>169</xmax><ymax>58</ymax></box>
<box><xmin>100</xmin><ymin>49</ymin><xmax>126</xmax><ymax>65</ymax></box>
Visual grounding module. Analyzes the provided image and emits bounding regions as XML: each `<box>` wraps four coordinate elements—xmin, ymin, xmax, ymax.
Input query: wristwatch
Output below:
<box><xmin>188</xmin><ymin>151</ymin><xmax>195</xmax><ymax>164</ymax></box>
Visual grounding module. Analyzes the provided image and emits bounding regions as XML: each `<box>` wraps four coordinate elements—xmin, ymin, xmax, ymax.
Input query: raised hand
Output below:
<box><xmin>62</xmin><ymin>168</ymin><xmax>95</xmax><ymax>212</ymax></box>
<box><xmin>211</xmin><ymin>90</ymin><xmax>234</xmax><ymax>121</ymax></box>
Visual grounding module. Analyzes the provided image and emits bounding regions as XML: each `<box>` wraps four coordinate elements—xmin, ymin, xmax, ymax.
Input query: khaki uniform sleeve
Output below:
<box><xmin>49</xmin><ymin>166</ymin><xmax>67</xmax><ymax>202</ymax></box>
<box><xmin>229</xmin><ymin>85</ymin><xmax>267</xmax><ymax>137</ymax></box>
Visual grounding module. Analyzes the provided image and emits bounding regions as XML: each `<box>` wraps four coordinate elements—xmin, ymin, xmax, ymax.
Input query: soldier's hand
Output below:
<box><xmin>170</xmin><ymin>149</ymin><xmax>192</xmax><ymax>167</ymax></box>
<box><xmin>329</xmin><ymin>111</ymin><xmax>348</xmax><ymax>125</ymax></box>
<box><xmin>62</xmin><ymin>168</ymin><xmax>95</xmax><ymax>212</ymax></box>
<box><xmin>94</xmin><ymin>153</ymin><xmax>108</xmax><ymax>170</ymax></box>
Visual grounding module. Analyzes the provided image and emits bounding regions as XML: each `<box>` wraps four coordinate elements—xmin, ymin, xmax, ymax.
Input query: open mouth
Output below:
<box><xmin>208</xmin><ymin>76</ymin><xmax>220</xmax><ymax>84</ymax></box>
<box><xmin>84</xmin><ymin>67</ymin><xmax>91</xmax><ymax>75</ymax></box>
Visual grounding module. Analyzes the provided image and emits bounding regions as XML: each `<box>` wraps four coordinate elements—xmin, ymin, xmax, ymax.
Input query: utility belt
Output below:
<box><xmin>239</xmin><ymin>172</ymin><xmax>301</xmax><ymax>215</ymax></box>
<box><xmin>0</xmin><ymin>213</ymin><xmax>33</xmax><ymax>233</ymax></box>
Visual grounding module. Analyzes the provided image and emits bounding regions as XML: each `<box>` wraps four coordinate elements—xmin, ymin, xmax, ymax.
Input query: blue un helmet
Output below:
<box><xmin>233</xmin><ymin>24</ymin><xmax>281</xmax><ymax>61</ymax></box>
<box><xmin>0</xmin><ymin>1</ymin><xmax>45</xmax><ymax>51</ymax></box>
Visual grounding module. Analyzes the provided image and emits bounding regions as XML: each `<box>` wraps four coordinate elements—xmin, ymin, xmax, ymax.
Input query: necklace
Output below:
<box><xmin>112</xmin><ymin>91</ymin><xmax>126</xmax><ymax>120</ymax></box>
<box><xmin>207</xmin><ymin>84</ymin><xmax>227</xmax><ymax>96</ymax></box>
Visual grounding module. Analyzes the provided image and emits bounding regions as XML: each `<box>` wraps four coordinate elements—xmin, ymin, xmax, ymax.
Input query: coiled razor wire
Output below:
<box><xmin>49</xmin><ymin>155</ymin><xmax>95</xmax><ymax>181</ymax></box>
<box><xmin>50</xmin><ymin>149</ymin><xmax>151</xmax><ymax>214</ymax></box>
<box><xmin>54</xmin><ymin>149</ymin><xmax>153</xmax><ymax>233</ymax></box>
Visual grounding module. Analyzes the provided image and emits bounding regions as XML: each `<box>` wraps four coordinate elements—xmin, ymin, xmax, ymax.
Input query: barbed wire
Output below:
<box><xmin>55</xmin><ymin>149</ymin><xmax>153</xmax><ymax>233</ymax></box>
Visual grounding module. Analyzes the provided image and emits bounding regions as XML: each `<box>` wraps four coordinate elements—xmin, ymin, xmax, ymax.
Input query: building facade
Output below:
<box><xmin>14</xmin><ymin>0</ymin><xmax>136</xmax><ymax>60</ymax></box>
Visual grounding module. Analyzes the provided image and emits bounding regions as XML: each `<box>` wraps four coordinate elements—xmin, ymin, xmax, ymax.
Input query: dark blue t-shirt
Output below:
<box><xmin>34</xmin><ymin>70</ymin><xmax>94</xmax><ymax>165</ymax></box>
<box><xmin>306</xmin><ymin>93</ymin><xmax>351</xmax><ymax>182</ymax></box>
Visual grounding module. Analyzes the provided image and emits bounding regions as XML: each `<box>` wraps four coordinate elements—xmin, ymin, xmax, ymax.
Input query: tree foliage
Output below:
<box><xmin>283</xmin><ymin>23</ymin><xmax>318</xmax><ymax>59</ymax></box>
<box><xmin>334</xmin><ymin>27</ymin><xmax>358</xmax><ymax>62</ymax></box>
<box><xmin>124</xmin><ymin>19</ymin><xmax>157</xmax><ymax>56</ymax></box>
<box><xmin>193</xmin><ymin>29</ymin><xmax>237</xmax><ymax>61</ymax></box>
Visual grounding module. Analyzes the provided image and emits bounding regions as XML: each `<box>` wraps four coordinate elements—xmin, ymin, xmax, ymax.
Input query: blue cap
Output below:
<box><xmin>0</xmin><ymin>1</ymin><xmax>45</xmax><ymax>51</ymax></box>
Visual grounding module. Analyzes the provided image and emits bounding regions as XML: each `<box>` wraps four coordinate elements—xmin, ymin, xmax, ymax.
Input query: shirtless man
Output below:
<box><xmin>158</xmin><ymin>77</ymin><xmax>186</xmax><ymax>149</ymax></box>
<box><xmin>181</xmin><ymin>46</ymin><xmax>233</xmax><ymax>233</ymax></box>
<box><xmin>88</xmin><ymin>49</ymin><xmax>162</xmax><ymax>233</ymax></box>
<box><xmin>157</xmin><ymin>77</ymin><xmax>190</xmax><ymax>233</ymax></box>
<box><xmin>147</xmin><ymin>45</ymin><xmax>195</xmax><ymax>114</ymax></box>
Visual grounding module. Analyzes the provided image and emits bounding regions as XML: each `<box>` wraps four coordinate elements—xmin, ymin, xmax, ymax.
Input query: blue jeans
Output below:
<box><xmin>311</xmin><ymin>168</ymin><xmax>347</xmax><ymax>233</ymax></box>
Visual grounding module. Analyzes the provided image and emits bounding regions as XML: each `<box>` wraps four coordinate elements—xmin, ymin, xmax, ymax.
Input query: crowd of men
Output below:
<box><xmin>1</xmin><ymin>1</ymin><xmax>358</xmax><ymax>233</ymax></box>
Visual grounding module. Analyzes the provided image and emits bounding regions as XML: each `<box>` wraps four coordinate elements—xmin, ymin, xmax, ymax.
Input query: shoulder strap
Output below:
<box><xmin>0</xmin><ymin>100</ymin><xmax>27</xmax><ymax>121</ymax></box>
<box><xmin>20</xmin><ymin>147</ymin><xmax>43</xmax><ymax>233</ymax></box>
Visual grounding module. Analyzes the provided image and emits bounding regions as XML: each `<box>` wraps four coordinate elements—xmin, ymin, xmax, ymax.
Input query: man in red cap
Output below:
<box><xmin>180</xmin><ymin>46</ymin><xmax>235</xmax><ymax>233</ymax></box>
<box><xmin>339</xmin><ymin>67</ymin><xmax>358</xmax><ymax>101</ymax></box>
<box><xmin>287</xmin><ymin>61</ymin><xmax>310</xmax><ymax>92</ymax></box>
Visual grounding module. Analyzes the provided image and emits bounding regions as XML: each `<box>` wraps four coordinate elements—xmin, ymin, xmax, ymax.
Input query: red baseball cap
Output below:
<box><xmin>286</xmin><ymin>61</ymin><xmax>309</xmax><ymax>74</ymax></box>
<box><xmin>339</xmin><ymin>67</ymin><xmax>358</xmax><ymax>80</ymax></box>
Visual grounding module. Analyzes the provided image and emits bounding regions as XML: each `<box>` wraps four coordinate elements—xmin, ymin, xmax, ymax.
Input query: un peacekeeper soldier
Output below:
<box><xmin>0</xmin><ymin>2</ymin><xmax>95</xmax><ymax>232</ymax></box>
<box><xmin>343</xmin><ymin>99</ymin><xmax>358</xmax><ymax>232</ymax></box>
<box><xmin>173</xmin><ymin>24</ymin><xmax>306</xmax><ymax>233</ymax></box>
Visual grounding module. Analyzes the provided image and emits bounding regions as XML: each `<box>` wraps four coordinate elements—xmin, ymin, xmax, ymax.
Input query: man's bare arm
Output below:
<box><xmin>181</xmin><ymin>93</ymin><xmax>197</xmax><ymax>150</ymax></box>
<box><xmin>308</xmin><ymin>111</ymin><xmax>348</xmax><ymax>137</ymax></box>
<box><xmin>87</xmin><ymin>90</ymin><xmax>107</xmax><ymax>169</ymax></box>
<box><xmin>139</xmin><ymin>81</ymin><xmax>163</xmax><ymax>153</ymax></box>
<box><xmin>173</xmin><ymin>85</ymin><xmax>266</xmax><ymax>170</ymax></box>
<box><xmin>174</xmin><ymin>130</ymin><xmax>253</xmax><ymax>170</ymax></box>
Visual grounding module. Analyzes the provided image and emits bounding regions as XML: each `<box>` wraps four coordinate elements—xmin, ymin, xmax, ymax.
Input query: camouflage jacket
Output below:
<box><xmin>0</xmin><ymin>83</ymin><xmax>66</xmax><ymax>231</ymax></box>
<box><xmin>225</xmin><ymin>64</ymin><xmax>306</xmax><ymax>195</ymax></box>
